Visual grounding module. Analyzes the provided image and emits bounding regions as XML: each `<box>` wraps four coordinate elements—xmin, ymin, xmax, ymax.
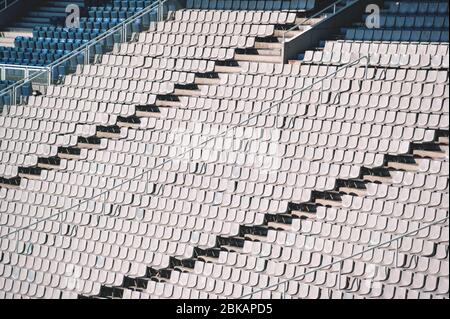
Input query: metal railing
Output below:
<box><xmin>0</xmin><ymin>0</ymin><xmax>174</xmax><ymax>107</ymax></box>
<box><xmin>282</xmin><ymin>0</ymin><xmax>356</xmax><ymax>44</ymax></box>
<box><xmin>0</xmin><ymin>63</ymin><xmax>46</xmax><ymax>82</ymax></box>
<box><xmin>240</xmin><ymin>216</ymin><xmax>449</xmax><ymax>299</ymax></box>
<box><xmin>0</xmin><ymin>54</ymin><xmax>371</xmax><ymax>240</ymax></box>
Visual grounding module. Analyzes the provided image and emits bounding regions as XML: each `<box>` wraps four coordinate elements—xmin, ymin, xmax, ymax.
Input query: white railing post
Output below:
<box><xmin>85</xmin><ymin>45</ymin><xmax>90</xmax><ymax>65</ymax></box>
<box><xmin>366</xmin><ymin>54</ymin><xmax>370</xmax><ymax>80</ymax></box>
<box><xmin>12</xmin><ymin>85</ymin><xmax>16</xmax><ymax>106</ymax></box>
<box><xmin>48</xmin><ymin>66</ymin><xmax>52</xmax><ymax>86</ymax></box>
<box><xmin>337</xmin><ymin>260</ymin><xmax>342</xmax><ymax>291</ymax></box>
<box><xmin>282</xmin><ymin>281</ymin><xmax>287</xmax><ymax>299</ymax></box>
<box><xmin>158</xmin><ymin>0</ymin><xmax>163</xmax><ymax>21</ymax></box>
<box><xmin>395</xmin><ymin>239</ymin><xmax>400</xmax><ymax>268</ymax></box>
<box><xmin>122</xmin><ymin>23</ymin><xmax>127</xmax><ymax>43</ymax></box>
<box><xmin>14</xmin><ymin>229</ymin><xmax>19</xmax><ymax>253</ymax></box>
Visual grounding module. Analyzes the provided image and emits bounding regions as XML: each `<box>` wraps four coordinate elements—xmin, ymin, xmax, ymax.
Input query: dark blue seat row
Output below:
<box><xmin>186</xmin><ymin>0</ymin><xmax>315</xmax><ymax>11</ymax></box>
<box><xmin>0</xmin><ymin>1</ymin><xmax>162</xmax><ymax>69</ymax></box>
<box><xmin>0</xmin><ymin>80</ymin><xmax>32</xmax><ymax>107</ymax></box>
<box><xmin>385</xmin><ymin>1</ymin><xmax>448</xmax><ymax>14</ymax></box>
<box><xmin>378</xmin><ymin>15</ymin><xmax>449</xmax><ymax>30</ymax></box>
<box><xmin>112</xmin><ymin>0</ymin><xmax>155</xmax><ymax>8</ymax></box>
<box><xmin>345</xmin><ymin>28</ymin><xmax>449</xmax><ymax>42</ymax></box>
<box><xmin>15</xmin><ymin>37</ymin><xmax>91</xmax><ymax>51</ymax></box>
<box><xmin>88</xmin><ymin>7</ymin><xmax>142</xmax><ymax>20</ymax></box>
<box><xmin>1</xmin><ymin>47</ymin><xmax>70</xmax><ymax>66</ymax></box>
<box><xmin>32</xmin><ymin>26</ymin><xmax>105</xmax><ymax>40</ymax></box>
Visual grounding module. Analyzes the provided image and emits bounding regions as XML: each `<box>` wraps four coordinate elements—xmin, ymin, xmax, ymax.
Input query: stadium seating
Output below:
<box><xmin>185</xmin><ymin>0</ymin><xmax>316</xmax><ymax>10</ymax></box>
<box><xmin>0</xmin><ymin>0</ymin><xmax>159</xmax><ymax>67</ymax></box>
<box><xmin>0</xmin><ymin>0</ymin><xmax>448</xmax><ymax>299</ymax></box>
<box><xmin>343</xmin><ymin>1</ymin><xmax>449</xmax><ymax>42</ymax></box>
<box><xmin>0</xmin><ymin>80</ymin><xmax>34</xmax><ymax>108</ymax></box>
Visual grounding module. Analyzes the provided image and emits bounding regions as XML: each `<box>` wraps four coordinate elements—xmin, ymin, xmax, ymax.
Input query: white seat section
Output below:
<box><xmin>0</xmin><ymin>1</ymin><xmax>448</xmax><ymax>300</ymax></box>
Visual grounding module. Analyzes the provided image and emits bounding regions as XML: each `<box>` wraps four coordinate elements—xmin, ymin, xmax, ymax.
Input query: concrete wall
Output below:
<box><xmin>283</xmin><ymin>0</ymin><xmax>384</xmax><ymax>63</ymax></box>
<box><xmin>0</xmin><ymin>0</ymin><xmax>33</xmax><ymax>28</ymax></box>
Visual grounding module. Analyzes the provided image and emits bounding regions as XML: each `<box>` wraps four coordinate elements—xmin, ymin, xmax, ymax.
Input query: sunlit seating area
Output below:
<box><xmin>0</xmin><ymin>0</ymin><xmax>448</xmax><ymax>299</ymax></box>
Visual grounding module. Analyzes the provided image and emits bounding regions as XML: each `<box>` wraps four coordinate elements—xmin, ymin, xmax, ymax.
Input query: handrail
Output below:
<box><xmin>282</xmin><ymin>0</ymin><xmax>357</xmax><ymax>44</ymax></box>
<box><xmin>240</xmin><ymin>216</ymin><xmax>449</xmax><ymax>299</ymax></box>
<box><xmin>0</xmin><ymin>63</ymin><xmax>45</xmax><ymax>69</ymax></box>
<box><xmin>0</xmin><ymin>0</ymin><xmax>171</xmax><ymax>100</ymax></box>
<box><xmin>0</xmin><ymin>64</ymin><xmax>46</xmax><ymax>87</ymax></box>
<box><xmin>0</xmin><ymin>54</ymin><xmax>372</xmax><ymax>241</ymax></box>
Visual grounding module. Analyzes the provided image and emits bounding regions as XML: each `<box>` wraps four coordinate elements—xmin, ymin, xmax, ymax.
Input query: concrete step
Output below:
<box><xmin>214</xmin><ymin>65</ymin><xmax>242</xmax><ymax>73</ymax></box>
<box><xmin>291</xmin><ymin>210</ymin><xmax>315</xmax><ymax>219</ymax></box>
<box><xmin>0</xmin><ymin>30</ymin><xmax>33</xmax><ymax>47</ymax></box>
<box><xmin>338</xmin><ymin>187</ymin><xmax>367</xmax><ymax>197</ymax></box>
<box><xmin>253</xmin><ymin>48</ymin><xmax>282</xmax><ymax>56</ymax></box>
<box><xmin>267</xmin><ymin>221</ymin><xmax>292</xmax><ymax>231</ymax></box>
<box><xmin>413</xmin><ymin>148</ymin><xmax>447</xmax><ymax>159</ymax></box>
<box><xmin>438</xmin><ymin>136</ymin><xmax>449</xmax><ymax>145</ymax></box>
<box><xmin>173</xmin><ymin>88</ymin><xmax>201</xmax><ymax>97</ymax></box>
<box><xmin>96</xmin><ymin>131</ymin><xmax>121</xmax><ymax>139</ymax></box>
<box><xmin>294</xmin><ymin>17</ymin><xmax>323</xmax><ymax>25</ymax></box>
<box><xmin>0</xmin><ymin>38</ymin><xmax>14</xmax><ymax>47</ymax></box>
<box><xmin>315</xmin><ymin>198</ymin><xmax>342</xmax><ymax>207</ymax></box>
<box><xmin>155</xmin><ymin>99</ymin><xmax>181</xmax><ymax>107</ymax></box>
<box><xmin>254</xmin><ymin>41</ymin><xmax>283</xmax><ymax>49</ymax></box>
<box><xmin>77</xmin><ymin>142</ymin><xmax>104</xmax><ymax>149</ymax></box>
<box><xmin>1</xmin><ymin>30</ymin><xmax>33</xmax><ymax>37</ymax></box>
<box><xmin>58</xmin><ymin>152</ymin><xmax>80</xmax><ymax>160</ymax></box>
<box><xmin>363</xmin><ymin>174</ymin><xmax>392</xmax><ymax>184</ymax></box>
<box><xmin>135</xmin><ymin>110</ymin><xmax>162</xmax><ymax>118</ymax></box>
<box><xmin>244</xmin><ymin>233</ymin><xmax>267</xmax><ymax>241</ymax></box>
<box><xmin>197</xmin><ymin>255</ymin><xmax>219</xmax><ymax>263</ymax></box>
<box><xmin>0</xmin><ymin>180</ymin><xmax>21</xmax><ymax>188</ymax></box>
<box><xmin>234</xmin><ymin>53</ymin><xmax>282</xmax><ymax>63</ymax></box>
<box><xmin>220</xmin><ymin>245</ymin><xmax>244</xmax><ymax>253</ymax></box>
<box><xmin>117</xmin><ymin>121</ymin><xmax>141</xmax><ymax>129</ymax></box>
<box><xmin>387</xmin><ymin>161</ymin><xmax>418</xmax><ymax>172</ymax></box>
<box><xmin>194</xmin><ymin>77</ymin><xmax>221</xmax><ymax>85</ymax></box>
<box><xmin>273</xmin><ymin>29</ymin><xmax>302</xmax><ymax>38</ymax></box>
<box><xmin>37</xmin><ymin>162</ymin><xmax>60</xmax><ymax>170</ymax></box>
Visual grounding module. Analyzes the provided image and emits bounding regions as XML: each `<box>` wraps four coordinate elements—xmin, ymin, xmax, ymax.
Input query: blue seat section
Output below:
<box><xmin>384</xmin><ymin>1</ymin><xmax>448</xmax><ymax>14</ymax></box>
<box><xmin>0</xmin><ymin>47</ymin><xmax>71</xmax><ymax>66</ymax></box>
<box><xmin>344</xmin><ymin>29</ymin><xmax>449</xmax><ymax>42</ymax></box>
<box><xmin>32</xmin><ymin>26</ymin><xmax>103</xmax><ymax>41</ymax></box>
<box><xmin>298</xmin><ymin>0</ymin><xmax>449</xmax><ymax>60</ymax></box>
<box><xmin>186</xmin><ymin>0</ymin><xmax>315</xmax><ymax>11</ymax></box>
<box><xmin>0</xmin><ymin>80</ymin><xmax>14</xmax><ymax>108</ymax></box>
<box><xmin>343</xmin><ymin>0</ymin><xmax>449</xmax><ymax>42</ymax></box>
<box><xmin>378</xmin><ymin>16</ymin><xmax>449</xmax><ymax>30</ymax></box>
<box><xmin>0</xmin><ymin>80</ymin><xmax>32</xmax><ymax>107</ymax></box>
<box><xmin>1</xmin><ymin>1</ymin><xmax>160</xmax><ymax>70</ymax></box>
